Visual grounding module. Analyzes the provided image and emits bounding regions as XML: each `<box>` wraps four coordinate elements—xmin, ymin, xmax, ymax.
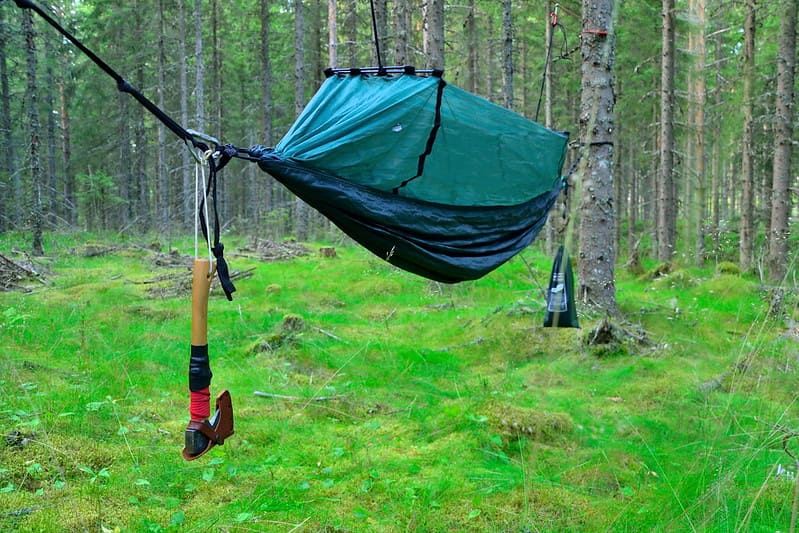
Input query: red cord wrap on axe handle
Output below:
<box><xmin>189</xmin><ymin>388</ymin><xmax>211</xmax><ymax>421</ymax></box>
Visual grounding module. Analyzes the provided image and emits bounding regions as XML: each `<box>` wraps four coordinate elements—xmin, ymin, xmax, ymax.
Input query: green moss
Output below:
<box><xmin>0</xmin><ymin>234</ymin><xmax>793</xmax><ymax>531</ymax></box>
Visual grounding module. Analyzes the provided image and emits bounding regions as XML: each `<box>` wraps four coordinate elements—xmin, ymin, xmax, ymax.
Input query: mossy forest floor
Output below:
<box><xmin>1</xmin><ymin>233</ymin><xmax>798</xmax><ymax>532</ymax></box>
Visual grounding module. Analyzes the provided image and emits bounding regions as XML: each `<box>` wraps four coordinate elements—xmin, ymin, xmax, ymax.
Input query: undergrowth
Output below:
<box><xmin>1</xmin><ymin>232</ymin><xmax>797</xmax><ymax>532</ymax></box>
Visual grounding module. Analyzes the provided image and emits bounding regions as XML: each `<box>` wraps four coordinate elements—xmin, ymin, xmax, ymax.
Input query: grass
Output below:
<box><xmin>1</xmin><ymin>232</ymin><xmax>798</xmax><ymax>532</ymax></box>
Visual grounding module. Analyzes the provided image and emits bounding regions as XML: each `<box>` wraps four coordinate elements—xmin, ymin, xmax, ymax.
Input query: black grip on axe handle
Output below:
<box><xmin>189</xmin><ymin>345</ymin><xmax>212</xmax><ymax>392</ymax></box>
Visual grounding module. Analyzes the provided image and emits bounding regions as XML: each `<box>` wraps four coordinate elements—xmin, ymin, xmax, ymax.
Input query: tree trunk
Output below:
<box><xmin>690</xmin><ymin>0</ymin><xmax>706</xmax><ymax>265</ymax></box>
<box><xmin>179</xmin><ymin>0</ymin><xmax>192</xmax><ymax>230</ymax></box>
<box><xmin>657</xmin><ymin>0</ymin><xmax>676</xmax><ymax>262</ymax></box>
<box><xmin>346</xmin><ymin>0</ymin><xmax>357</xmax><ymax>66</ymax></box>
<box><xmin>132</xmin><ymin>0</ymin><xmax>148</xmax><ymax>229</ymax></box>
<box><xmin>374</xmin><ymin>0</ymin><xmax>388</xmax><ymax>66</ymax></box>
<box><xmin>58</xmin><ymin>62</ymin><xmax>74</xmax><ymax>226</ymax></box>
<box><xmin>767</xmin><ymin>0</ymin><xmax>797</xmax><ymax>282</ymax></box>
<box><xmin>328</xmin><ymin>0</ymin><xmax>338</xmax><ymax>67</ymax></box>
<box><xmin>577</xmin><ymin>0</ymin><xmax>616</xmax><ymax>312</ymax></box>
<box><xmin>44</xmin><ymin>34</ymin><xmax>58</xmax><ymax>226</ymax></box>
<box><xmin>423</xmin><ymin>0</ymin><xmax>445</xmax><ymax>70</ymax></box>
<box><xmin>294</xmin><ymin>0</ymin><xmax>309</xmax><ymax>241</ymax></box>
<box><xmin>157</xmin><ymin>0</ymin><xmax>169</xmax><ymax>230</ymax></box>
<box><xmin>260</xmin><ymin>0</ymin><xmax>273</xmax><ymax>224</ymax></box>
<box><xmin>394</xmin><ymin>0</ymin><xmax>411</xmax><ymax>67</ymax></box>
<box><xmin>0</xmin><ymin>6</ymin><xmax>17</xmax><ymax>232</ymax></box>
<box><xmin>710</xmin><ymin>25</ymin><xmax>722</xmax><ymax>255</ymax></box>
<box><xmin>501</xmin><ymin>0</ymin><xmax>513</xmax><ymax>109</ymax></box>
<box><xmin>195</xmin><ymin>0</ymin><xmax>205</xmax><ymax>132</ymax></box>
<box><xmin>22</xmin><ymin>11</ymin><xmax>44</xmax><ymax>255</ymax></box>
<box><xmin>465</xmin><ymin>0</ymin><xmax>477</xmax><ymax>93</ymax></box>
<box><xmin>739</xmin><ymin>0</ymin><xmax>756</xmax><ymax>272</ymax></box>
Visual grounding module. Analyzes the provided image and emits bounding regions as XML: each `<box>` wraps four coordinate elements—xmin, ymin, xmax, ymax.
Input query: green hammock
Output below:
<box><xmin>253</xmin><ymin>69</ymin><xmax>569</xmax><ymax>283</ymax></box>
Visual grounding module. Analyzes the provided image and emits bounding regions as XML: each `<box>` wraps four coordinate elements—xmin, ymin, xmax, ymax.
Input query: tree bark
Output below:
<box><xmin>194</xmin><ymin>0</ymin><xmax>205</xmax><ymax>132</ymax></box>
<box><xmin>260</xmin><ymin>0</ymin><xmax>273</xmax><ymax>224</ymax></box>
<box><xmin>346</xmin><ymin>0</ymin><xmax>357</xmax><ymax>66</ymax></box>
<box><xmin>501</xmin><ymin>0</ymin><xmax>513</xmax><ymax>109</ymax></box>
<box><xmin>22</xmin><ymin>11</ymin><xmax>44</xmax><ymax>255</ymax></box>
<box><xmin>657</xmin><ymin>0</ymin><xmax>676</xmax><ymax>262</ymax></box>
<box><xmin>0</xmin><ymin>6</ymin><xmax>17</xmax><ymax>232</ymax></box>
<box><xmin>394</xmin><ymin>0</ymin><xmax>411</xmax><ymax>67</ymax></box>
<box><xmin>179</xmin><ymin>0</ymin><xmax>192</xmax><ymax>230</ymax></box>
<box><xmin>739</xmin><ymin>0</ymin><xmax>756</xmax><ymax>272</ymax></box>
<box><xmin>577</xmin><ymin>0</ymin><xmax>616</xmax><ymax>313</ymax></box>
<box><xmin>328</xmin><ymin>0</ymin><xmax>338</xmax><ymax>67</ymax></box>
<box><xmin>465</xmin><ymin>0</ymin><xmax>477</xmax><ymax>93</ymax></box>
<box><xmin>767</xmin><ymin>0</ymin><xmax>797</xmax><ymax>282</ymax></box>
<box><xmin>44</xmin><ymin>33</ymin><xmax>58</xmax><ymax>226</ymax></box>
<box><xmin>157</xmin><ymin>0</ymin><xmax>169</xmax><ymax>230</ymax></box>
<box><xmin>690</xmin><ymin>0</ymin><xmax>706</xmax><ymax>265</ymax></box>
<box><xmin>374</xmin><ymin>0</ymin><xmax>388</xmax><ymax>66</ymax></box>
<box><xmin>423</xmin><ymin>0</ymin><xmax>445</xmax><ymax>70</ymax></box>
<box><xmin>294</xmin><ymin>0</ymin><xmax>309</xmax><ymax>241</ymax></box>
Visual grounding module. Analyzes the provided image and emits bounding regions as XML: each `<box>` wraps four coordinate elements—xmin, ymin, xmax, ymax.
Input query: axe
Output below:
<box><xmin>182</xmin><ymin>258</ymin><xmax>234</xmax><ymax>460</ymax></box>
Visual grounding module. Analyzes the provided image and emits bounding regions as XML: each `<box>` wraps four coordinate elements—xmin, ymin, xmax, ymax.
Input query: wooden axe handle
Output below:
<box><xmin>191</xmin><ymin>259</ymin><xmax>213</xmax><ymax>346</ymax></box>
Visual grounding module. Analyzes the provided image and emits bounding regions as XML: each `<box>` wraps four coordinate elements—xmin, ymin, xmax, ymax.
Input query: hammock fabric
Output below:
<box><xmin>251</xmin><ymin>70</ymin><xmax>569</xmax><ymax>283</ymax></box>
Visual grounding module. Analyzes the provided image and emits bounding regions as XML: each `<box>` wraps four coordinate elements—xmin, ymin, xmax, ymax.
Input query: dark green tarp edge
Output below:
<box><xmin>255</xmin><ymin>152</ymin><xmax>562</xmax><ymax>283</ymax></box>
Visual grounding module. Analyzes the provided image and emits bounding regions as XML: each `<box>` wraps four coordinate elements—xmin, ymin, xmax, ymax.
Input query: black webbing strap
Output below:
<box><xmin>14</xmin><ymin>0</ymin><xmax>206</xmax><ymax>152</ymax></box>
<box><xmin>392</xmin><ymin>75</ymin><xmax>446</xmax><ymax>194</ymax></box>
<box><xmin>198</xmin><ymin>146</ymin><xmax>238</xmax><ymax>301</ymax></box>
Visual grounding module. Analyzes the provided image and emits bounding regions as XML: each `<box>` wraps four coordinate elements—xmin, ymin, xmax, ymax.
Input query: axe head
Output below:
<box><xmin>182</xmin><ymin>389</ymin><xmax>234</xmax><ymax>461</ymax></box>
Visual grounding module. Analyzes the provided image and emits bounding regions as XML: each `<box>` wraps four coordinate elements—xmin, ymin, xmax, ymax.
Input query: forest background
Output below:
<box><xmin>1</xmin><ymin>0</ymin><xmax>797</xmax><ymax>287</ymax></box>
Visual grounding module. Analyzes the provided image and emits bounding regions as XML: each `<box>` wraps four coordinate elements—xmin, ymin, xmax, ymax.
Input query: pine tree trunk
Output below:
<box><xmin>501</xmin><ymin>0</ymin><xmax>513</xmax><ymax>109</ymax></box>
<box><xmin>118</xmin><ymin>88</ymin><xmax>132</xmax><ymax>230</ymax></box>
<box><xmin>690</xmin><ymin>0</ymin><xmax>706</xmax><ymax>265</ymax></box>
<box><xmin>194</xmin><ymin>0</ymin><xmax>205</xmax><ymax>132</ymax></box>
<box><xmin>465</xmin><ymin>0</ymin><xmax>477</xmax><ymax>93</ymax></box>
<box><xmin>310</xmin><ymin>0</ymin><xmax>324</xmax><ymax>87</ymax></box>
<box><xmin>577</xmin><ymin>0</ymin><xmax>616</xmax><ymax>312</ymax></box>
<box><xmin>711</xmin><ymin>27</ymin><xmax>722</xmax><ymax>255</ymax></box>
<box><xmin>328</xmin><ymin>0</ymin><xmax>338</xmax><ymax>67</ymax></box>
<box><xmin>0</xmin><ymin>6</ymin><xmax>17</xmax><ymax>232</ymax></box>
<box><xmin>260</xmin><ymin>0</ymin><xmax>273</xmax><ymax>224</ymax></box>
<box><xmin>423</xmin><ymin>0</ymin><xmax>445</xmax><ymax>70</ymax></box>
<box><xmin>374</xmin><ymin>0</ymin><xmax>388</xmax><ymax>66</ymax></box>
<box><xmin>346</xmin><ymin>0</ymin><xmax>357</xmax><ymax>66</ymax></box>
<box><xmin>739</xmin><ymin>0</ymin><xmax>756</xmax><ymax>272</ymax></box>
<box><xmin>212</xmin><ymin>0</ymin><xmax>228</xmax><ymax>221</ymax></box>
<box><xmin>658</xmin><ymin>0</ymin><xmax>676</xmax><ymax>262</ymax></box>
<box><xmin>544</xmin><ymin>0</ymin><xmax>553</xmax><ymax>126</ymax></box>
<box><xmin>179</xmin><ymin>0</ymin><xmax>192</xmax><ymax>230</ymax></box>
<box><xmin>767</xmin><ymin>0</ymin><xmax>797</xmax><ymax>282</ymax></box>
<box><xmin>22</xmin><ymin>11</ymin><xmax>44</xmax><ymax>255</ymax></box>
<box><xmin>44</xmin><ymin>34</ymin><xmax>58</xmax><ymax>226</ymax></box>
<box><xmin>294</xmin><ymin>0</ymin><xmax>309</xmax><ymax>241</ymax></box>
<box><xmin>394</xmin><ymin>0</ymin><xmax>411</xmax><ymax>67</ymax></box>
<box><xmin>157</xmin><ymin>0</ymin><xmax>169</xmax><ymax>230</ymax></box>
<box><xmin>58</xmin><ymin>66</ymin><xmax>74</xmax><ymax>225</ymax></box>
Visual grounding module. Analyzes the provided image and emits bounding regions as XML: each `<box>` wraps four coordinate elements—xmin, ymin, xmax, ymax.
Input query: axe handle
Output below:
<box><xmin>191</xmin><ymin>258</ymin><xmax>213</xmax><ymax>346</ymax></box>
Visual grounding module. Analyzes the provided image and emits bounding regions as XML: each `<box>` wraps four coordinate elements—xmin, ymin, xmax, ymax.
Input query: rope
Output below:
<box><xmin>195</xmin><ymin>150</ymin><xmax>214</xmax><ymax>267</ymax></box>
<box><xmin>369</xmin><ymin>0</ymin><xmax>384</xmax><ymax>74</ymax></box>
